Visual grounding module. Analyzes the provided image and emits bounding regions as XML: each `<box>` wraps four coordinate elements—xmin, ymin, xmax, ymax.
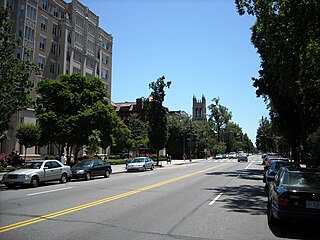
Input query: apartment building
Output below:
<box><xmin>0</xmin><ymin>0</ymin><xmax>113</xmax><ymax>158</ymax></box>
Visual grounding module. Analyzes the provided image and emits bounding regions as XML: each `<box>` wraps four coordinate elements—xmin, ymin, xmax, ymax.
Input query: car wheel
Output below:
<box><xmin>264</xmin><ymin>184</ymin><xmax>269</xmax><ymax>193</ymax></box>
<box><xmin>142</xmin><ymin>166</ymin><xmax>146</xmax><ymax>172</ymax></box>
<box><xmin>31</xmin><ymin>176</ymin><xmax>39</xmax><ymax>188</ymax></box>
<box><xmin>85</xmin><ymin>172</ymin><xmax>91</xmax><ymax>181</ymax></box>
<box><xmin>60</xmin><ymin>173</ymin><xmax>68</xmax><ymax>183</ymax></box>
<box><xmin>104</xmin><ymin>170</ymin><xmax>110</xmax><ymax>178</ymax></box>
<box><xmin>151</xmin><ymin>165</ymin><xmax>154</xmax><ymax>171</ymax></box>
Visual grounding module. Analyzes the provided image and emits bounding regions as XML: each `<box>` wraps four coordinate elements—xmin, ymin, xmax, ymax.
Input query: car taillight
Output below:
<box><xmin>278</xmin><ymin>197</ymin><xmax>289</xmax><ymax>207</ymax></box>
<box><xmin>267</xmin><ymin>159</ymin><xmax>271</xmax><ymax>166</ymax></box>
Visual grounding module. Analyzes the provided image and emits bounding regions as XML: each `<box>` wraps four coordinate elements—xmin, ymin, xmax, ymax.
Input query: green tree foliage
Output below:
<box><xmin>36</xmin><ymin>73</ymin><xmax>119</xmax><ymax>160</ymax></box>
<box><xmin>236</xmin><ymin>0</ymin><xmax>320</xmax><ymax>163</ymax></box>
<box><xmin>16</xmin><ymin>123</ymin><xmax>41</xmax><ymax>161</ymax></box>
<box><xmin>84</xmin><ymin>130</ymin><xmax>101</xmax><ymax>158</ymax></box>
<box><xmin>146</xmin><ymin>76</ymin><xmax>171</xmax><ymax>164</ymax></box>
<box><xmin>110</xmin><ymin>115</ymin><xmax>132</xmax><ymax>155</ymax></box>
<box><xmin>208</xmin><ymin>97</ymin><xmax>232</xmax><ymax>142</ymax></box>
<box><xmin>126</xmin><ymin>113</ymin><xmax>149</xmax><ymax>156</ymax></box>
<box><xmin>0</xmin><ymin>7</ymin><xmax>38</xmax><ymax>138</ymax></box>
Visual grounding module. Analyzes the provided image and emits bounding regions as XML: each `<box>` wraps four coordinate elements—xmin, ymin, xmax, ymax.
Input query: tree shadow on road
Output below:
<box><xmin>205</xmin><ymin>184</ymin><xmax>268</xmax><ymax>216</ymax></box>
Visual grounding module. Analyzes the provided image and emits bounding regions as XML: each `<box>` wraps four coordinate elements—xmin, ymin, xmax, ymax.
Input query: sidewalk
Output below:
<box><xmin>0</xmin><ymin>158</ymin><xmax>206</xmax><ymax>183</ymax></box>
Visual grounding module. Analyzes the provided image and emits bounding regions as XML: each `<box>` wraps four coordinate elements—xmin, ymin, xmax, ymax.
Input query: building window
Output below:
<box><xmin>52</xmin><ymin>24</ymin><xmax>58</xmax><ymax>36</ymax></box>
<box><xmin>26</xmin><ymin>4</ymin><xmax>36</xmax><ymax>21</ymax></box>
<box><xmin>51</xmin><ymin>43</ymin><xmax>57</xmax><ymax>55</ymax></box>
<box><xmin>25</xmin><ymin>26</ymin><xmax>35</xmax><ymax>41</ymax></box>
<box><xmin>42</xmin><ymin>0</ymin><xmax>48</xmax><ymax>11</ymax></box>
<box><xmin>103</xmin><ymin>40</ymin><xmax>109</xmax><ymax>50</ymax></box>
<box><xmin>102</xmin><ymin>54</ymin><xmax>109</xmax><ymax>65</ymax></box>
<box><xmin>40</xmin><ymin>17</ymin><xmax>48</xmax><ymax>31</ymax></box>
<box><xmin>39</xmin><ymin>36</ymin><xmax>46</xmax><ymax>50</ymax></box>
<box><xmin>38</xmin><ymin>56</ymin><xmax>45</xmax><ymax>70</ymax></box>
<box><xmin>53</xmin><ymin>6</ymin><xmax>59</xmax><ymax>17</ymax></box>
<box><xmin>67</xmin><ymin>31</ymin><xmax>72</xmax><ymax>44</ymax></box>
<box><xmin>7</xmin><ymin>0</ymin><xmax>14</xmax><ymax>13</ymax></box>
<box><xmin>102</xmin><ymin>68</ymin><xmax>108</xmax><ymax>79</ymax></box>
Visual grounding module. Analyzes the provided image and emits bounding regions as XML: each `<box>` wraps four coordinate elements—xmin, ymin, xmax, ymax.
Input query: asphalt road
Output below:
<box><xmin>0</xmin><ymin>155</ymin><xmax>318</xmax><ymax>240</ymax></box>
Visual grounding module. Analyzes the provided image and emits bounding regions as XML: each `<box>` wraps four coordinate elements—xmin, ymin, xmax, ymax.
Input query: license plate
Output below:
<box><xmin>306</xmin><ymin>201</ymin><xmax>320</xmax><ymax>209</ymax></box>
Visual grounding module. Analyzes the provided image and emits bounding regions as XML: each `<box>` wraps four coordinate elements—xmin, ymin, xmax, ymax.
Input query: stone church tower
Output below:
<box><xmin>192</xmin><ymin>95</ymin><xmax>207</xmax><ymax>121</ymax></box>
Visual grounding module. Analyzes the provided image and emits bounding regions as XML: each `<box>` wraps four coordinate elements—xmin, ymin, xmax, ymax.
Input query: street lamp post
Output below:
<box><xmin>189</xmin><ymin>117</ymin><xmax>192</xmax><ymax>162</ymax></box>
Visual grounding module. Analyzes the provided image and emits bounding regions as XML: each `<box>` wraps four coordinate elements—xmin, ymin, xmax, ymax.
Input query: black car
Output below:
<box><xmin>264</xmin><ymin>160</ymin><xmax>301</xmax><ymax>192</ymax></box>
<box><xmin>71</xmin><ymin>159</ymin><xmax>112</xmax><ymax>180</ymax></box>
<box><xmin>267</xmin><ymin>166</ymin><xmax>320</xmax><ymax>225</ymax></box>
<box><xmin>263</xmin><ymin>157</ymin><xmax>289</xmax><ymax>183</ymax></box>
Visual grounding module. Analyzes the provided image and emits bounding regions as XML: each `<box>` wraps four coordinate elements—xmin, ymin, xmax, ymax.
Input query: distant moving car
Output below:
<box><xmin>267</xmin><ymin>166</ymin><xmax>320</xmax><ymax>225</ymax></box>
<box><xmin>71</xmin><ymin>159</ymin><xmax>112</xmax><ymax>180</ymax></box>
<box><xmin>2</xmin><ymin>160</ymin><xmax>72</xmax><ymax>188</ymax></box>
<box><xmin>237</xmin><ymin>153</ymin><xmax>248</xmax><ymax>162</ymax></box>
<box><xmin>264</xmin><ymin>160</ymin><xmax>301</xmax><ymax>192</ymax></box>
<box><xmin>127</xmin><ymin>157</ymin><xmax>154</xmax><ymax>172</ymax></box>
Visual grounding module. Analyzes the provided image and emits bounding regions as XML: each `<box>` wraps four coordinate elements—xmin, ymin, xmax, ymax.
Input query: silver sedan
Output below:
<box><xmin>126</xmin><ymin>157</ymin><xmax>154</xmax><ymax>172</ymax></box>
<box><xmin>2</xmin><ymin>160</ymin><xmax>72</xmax><ymax>188</ymax></box>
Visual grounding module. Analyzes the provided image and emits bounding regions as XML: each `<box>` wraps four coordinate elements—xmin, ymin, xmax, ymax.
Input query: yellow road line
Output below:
<box><xmin>0</xmin><ymin>163</ymin><xmax>228</xmax><ymax>233</ymax></box>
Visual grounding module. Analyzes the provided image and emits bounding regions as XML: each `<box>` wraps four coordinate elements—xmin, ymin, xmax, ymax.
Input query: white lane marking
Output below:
<box><xmin>245</xmin><ymin>161</ymin><xmax>254</xmax><ymax>169</ymax></box>
<box><xmin>209</xmin><ymin>193</ymin><xmax>223</xmax><ymax>206</ymax></box>
<box><xmin>138</xmin><ymin>172</ymin><xmax>155</xmax><ymax>177</ymax></box>
<box><xmin>27</xmin><ymin>187</ymin><xmax>72</xmax><ymax>196</ymax></box>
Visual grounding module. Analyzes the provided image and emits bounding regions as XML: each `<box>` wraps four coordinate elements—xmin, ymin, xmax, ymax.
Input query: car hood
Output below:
<box><xmin>128</xmin><ymin>162</ymin><xmax>145</xmax><ymax>166</ymax></box>
<box><xmin>71</xmin><ymin>167</ymin><xmax>89</xmax><ymax>171</ymax></box>
<box><xmin>6</xmin><ymin>169</ymin><xmax>40</xmax><ymax>175</ymax></box>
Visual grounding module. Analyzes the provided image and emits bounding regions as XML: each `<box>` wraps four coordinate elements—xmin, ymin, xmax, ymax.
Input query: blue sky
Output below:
<box><xmin>79</xmin><ymin>0</ymin><xmax>269</xmax><ymax>144</ymax></box>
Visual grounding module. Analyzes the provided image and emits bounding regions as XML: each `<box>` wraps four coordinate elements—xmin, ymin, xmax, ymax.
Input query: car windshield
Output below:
<box><xmin>22</xmin><ymin>162</ymin><xmax>43</xmax><ymax>169</ymax></box>
<box><xmin>73</xmin><ymin>160</ymin><xmax>93</xmax><ymax>167</ymax></box>
<box><xmin>282</xmin><ymin>172</ymin><xmax>320</xmax><ymax>188</ymax></box>
<box><xmin>132</xmin><ymin>158</ymin><xmax>145</xmax><ymax>163</ymax></box>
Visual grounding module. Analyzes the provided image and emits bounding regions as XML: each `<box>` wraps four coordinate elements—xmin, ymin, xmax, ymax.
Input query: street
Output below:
<box><xmin>0</xmin><ymin>155</ymin><xmax>318</xmax><ymax>240</ymax></box>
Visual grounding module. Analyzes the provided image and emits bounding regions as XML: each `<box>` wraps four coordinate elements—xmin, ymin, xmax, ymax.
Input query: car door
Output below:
<box><xmin>43</xmin><ymin>161</ymin><xmax>55</xmax><ymax>181</ymax></box>
<box><xmin>50</xmin><ymin>161</ymin><xmax>64</xmax><ymax>180</ymax></box>
<box><xmin>91</xmin><ymin>160</ymin><xmax>102</xmax><ymax>177</ymax></box>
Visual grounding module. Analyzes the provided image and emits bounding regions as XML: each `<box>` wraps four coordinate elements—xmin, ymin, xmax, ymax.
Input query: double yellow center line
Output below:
<box><xmin>0</xmin><ymin>163</ymin><xmax>228</xmax><ymax>233</ymax></box>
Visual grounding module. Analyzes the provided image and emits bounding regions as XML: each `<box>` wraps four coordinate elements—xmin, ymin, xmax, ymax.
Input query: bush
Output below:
<box><xmin>44</xmin><ymin>155</ymin><xmax>59</xmax><ymax>160</ymax></box>
<box><xmin>106</xmin><ymin>159</ymin><xmax>126</xmax><ymax>165</ymax></box>
<box><xmin>0</xmin><ymin>153</ymin><xmax>12</xmax><ymax>167</ymax></box>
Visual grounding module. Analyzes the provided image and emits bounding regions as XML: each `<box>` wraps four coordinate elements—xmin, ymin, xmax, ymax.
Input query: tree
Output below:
<box><xmin>145</xmin><ymin>76</ymin><xmax>171</xmax><ymax>165</ymax></box>
<box><xmin>126</xmin><ymin>113</ymin><xmax>149</xmax><ymax>156</ymax></box>
<box><xmin>236</xmin><ymin>0</ymin><xmax>320</xmax><ymax>163</ymax></box>
<box><xmin>16</xmin><ymin>123</ymin><xmax>41</xmax><ymax>162</ymax></box>
<box><xmin>36</xmin><ymin>73</ymin><xmax>118</xmax><ymax>161</ymax></box>
<box><xmin>0</xmin><ymin>7</ymin><xmax>38</xmax><ymax>138</ymax></box>
<box><xmin>208</xmin><ymin>97</ymin><xmax>232</xmax><ymax>142</ymax></box>
<box><xmin>84</xmin><ymin>130</ymin><xmax>101</xmax><ymax>159</ymax></box>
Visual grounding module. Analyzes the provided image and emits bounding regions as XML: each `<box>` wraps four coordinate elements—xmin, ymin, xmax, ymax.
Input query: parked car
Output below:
<box><xmin>2</xmin><ymin>160</ymin><xmax>72</xmax><ymax>188</ymax></box>
<box><xmin>126</xmin><ymin>157</ymin><xmax>154</xmax><ymax>172</ymax></box>
<box><xmin>228</xmin><ymin>152</ymin><xmax>237</xmax><ymax>159</ymax></box>
<box><xmin>263</xmin><ymin>157</ymin><xmax>289</xmax><ymax>182</ymax></box>
<box><xmin>267</xmin><ymin>166</ymin><xmax>320</xmax><ymax>225</ymax></box>
<box><xmin>215</xmin><ymin>154</ymin><xmax>223</xmax><ymax>159</ymax></box>
<box><xmin>237</xmin><ymin>153</ymin><xmax>248</xmax><ymax>162</ymax></box>
<box><xmin>263</xmin><ymin>153</ymin><xmax>280</xmax><ymax>165</ymax></box>
<box><xmin>264</xmin><ymin>160</ymin><xmax>301</xmax><ymax>192</ymax></box>
<box><xmin>71</xmin><ymin>159</ymin><xmax>112</xmax><ymax>180</ymax></box>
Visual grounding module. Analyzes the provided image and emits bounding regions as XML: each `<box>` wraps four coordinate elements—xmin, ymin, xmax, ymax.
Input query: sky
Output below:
<box><xmin>78</xmin><ymin>0</ymin><xmax>269</xmax><ymax>144</ymax></box>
